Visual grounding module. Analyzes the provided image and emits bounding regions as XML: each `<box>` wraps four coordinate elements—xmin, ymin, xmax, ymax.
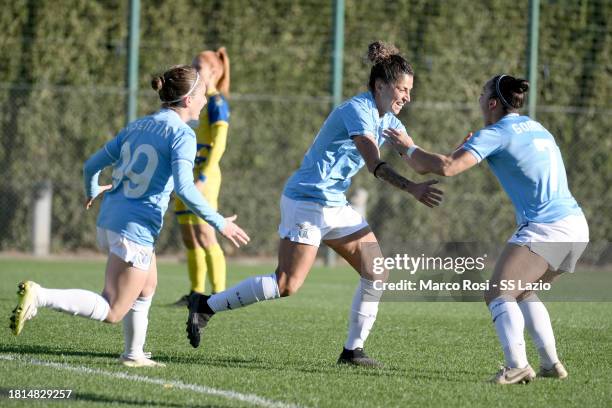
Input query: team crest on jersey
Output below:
<box><xmin>214</xmin><ymin>95</ymin><xmax>224</xmax><ymax>106</ymax></box>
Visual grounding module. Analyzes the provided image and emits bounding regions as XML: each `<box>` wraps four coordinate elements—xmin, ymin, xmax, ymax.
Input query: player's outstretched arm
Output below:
<box><xmin>383</xmin><ymin>128</ymin><xmax>478</xmax><ymax>177</ymax></box>
<box><xmin>219</xmin><ymin>214</ymin><xmax>250</xmax><ymax>248</ymax></box>
<box><xmin>353</xmin><ymin>135</ymin><xmax>443</xmax><ymax>208</ymax></box>
<box><xmin>84</xmin><ymin>184</ymin><xmax>112</xmax><ymax>209</ymax></box>
<box><xmin>83</xmin><ymin>147</ymin><xmax>116</xmax><ymax>209</ymax></box>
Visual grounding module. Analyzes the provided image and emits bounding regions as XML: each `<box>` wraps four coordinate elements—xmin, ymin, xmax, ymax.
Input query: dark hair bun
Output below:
<box><xmin>511</xmin><ymin>78</ymin><xmax>529</xmax><ymax>93</ymax></box>
<box><xmin>151</xmin><ymin>76</ymin><xmax>164</xmax><ymax>92</ymax></box>
<box><xmin>367</xmin><ymin>41</ymin><xmax>399</xmax><ymax>64</ymax></box>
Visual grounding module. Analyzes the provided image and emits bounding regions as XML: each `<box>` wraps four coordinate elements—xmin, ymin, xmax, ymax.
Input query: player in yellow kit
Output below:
<box><xmin>175</xmin><ymin>47</ymin><xmax>231</xmax><ymax>304</ymax></box>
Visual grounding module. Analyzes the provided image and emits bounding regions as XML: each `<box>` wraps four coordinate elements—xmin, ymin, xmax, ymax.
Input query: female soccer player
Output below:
<box><xmin>174</xmin><ymin>47</ymin><xmax>232</xmax><ymax>304</ymax></box>
<box><xmin>383</xmin><ymin>74</ymin><xmax>588</xmax><ymax>383</ymax></box>
<box><xmin>10</xmin><ymin>64</ymin><xmax>249</xmax><ymax>367</ymax></box>
<box><xmin>186</xmin><ymin>42</ymin><xmax>443</xmax><ymax>366</ymax></box>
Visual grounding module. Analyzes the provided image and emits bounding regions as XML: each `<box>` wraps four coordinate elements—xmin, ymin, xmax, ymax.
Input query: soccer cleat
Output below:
<box><xmin>490</xmin><ymin>365</ymin><xmax>536</xmax><ymax>384</ymax></box>
<box><xmin>337</xmin><ymin>347</ymin><xmax>383</xmax><ymax>368</ymax></box>
<box><xmin>186</xmin><ymin>292</ymin><xmax>215</xmax><ymax>348</ymax></box>
<box><xmin>538</xmin><ymin>362</ymin><xmax>568</xmax><ymax>379</ymax></box>
<box><xmin>119</xmin><ymin>354</ymin><xmax>166</xmax><ymax>368</ymax></box>
<box><xmin>10</xmin><ymin>281</ymin><xmax>40</xmax><ymax>336</ymax></box>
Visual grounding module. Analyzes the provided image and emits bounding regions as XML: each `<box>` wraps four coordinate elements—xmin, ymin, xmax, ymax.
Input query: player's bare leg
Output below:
<box><xmin>120</xmin><ymin>254</ymin><xmax>165</xmax><ymax>367</ymax></box>
<box><xmin>186</xmin><ymin>239</ymin><xmax>317</xmax><ymax>348</ymax></box>
<box><xmin>102</xmin><ymin>254</ymin><xmax>152</xmax><ymax>324</ymax></box>
<box><xmin>10</xmin><ymin>253</ymin><xmax>153</xmax><ymax>353</ymax></box>
<box><xmin>324</xmin><ymin>227</ymin><xmax>385</xmax><ymax>367</ymax></box>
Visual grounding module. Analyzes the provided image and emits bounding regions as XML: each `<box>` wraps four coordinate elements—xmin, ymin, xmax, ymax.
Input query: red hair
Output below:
<box><xmin>194</xmin><ymin>47</ymin><xmax>230</xmax><ymax>98</ymax></box>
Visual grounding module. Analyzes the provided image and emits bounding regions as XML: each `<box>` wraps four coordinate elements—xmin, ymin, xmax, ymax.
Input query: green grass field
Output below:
<box><xmin>1</xmin><ymin>258</ymin><xmax>611</xmax><ymax>407</ymax></box>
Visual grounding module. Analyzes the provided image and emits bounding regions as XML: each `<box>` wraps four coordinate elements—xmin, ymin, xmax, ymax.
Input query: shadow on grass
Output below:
<box><xmin>1</xmin><ymin>344</ymin><xmax>477</xmax><ymax>383</ymax></box>
<box><xmin>169</xmin><ymin>354</ymin><xmax>475</xmax><ymax>383</ymax></box>
<box><xmin>0</xmin><ymin>344</ymin><xmax>116</xmax><ymax>359</ymax></box>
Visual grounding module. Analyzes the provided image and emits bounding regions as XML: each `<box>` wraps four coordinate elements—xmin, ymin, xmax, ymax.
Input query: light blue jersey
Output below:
<box><xmin>283</xmin><ymin>91</ymin><xmax>406</xmax><ymax>206</ymax></box>
<box><xmin>461</xmin><ymin>113</ymin><xmax>582</xmax><ymax>225</ymax></box>
<box><xmin>84</xmin><ymin>109</ymin><xmax>225</xmax><ymax>246</ymax></box>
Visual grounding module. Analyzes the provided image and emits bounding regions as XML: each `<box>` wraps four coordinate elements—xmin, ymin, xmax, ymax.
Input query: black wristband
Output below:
<box><xmin>373</xmin><ymin>161</ymin><xmax>387</xmax><ymax>179</ymax></box>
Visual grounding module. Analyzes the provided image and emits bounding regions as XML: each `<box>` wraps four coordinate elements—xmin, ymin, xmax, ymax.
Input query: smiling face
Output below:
<box><xmin>175</xmin><ymin>78</ymin><xmax>207</xmax><ymax>123</ymax></box>
<box><xmin>374</xmin><ymin>73</ymin><xmax>413</xmax><ymax>116</ymax></box>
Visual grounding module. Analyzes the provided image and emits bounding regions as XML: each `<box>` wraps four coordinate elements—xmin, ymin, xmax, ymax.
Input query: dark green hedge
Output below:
<box><xmin>1</xmin><ymin>0</ymin><xmax>609</xmax><ymax>255</ymax></box>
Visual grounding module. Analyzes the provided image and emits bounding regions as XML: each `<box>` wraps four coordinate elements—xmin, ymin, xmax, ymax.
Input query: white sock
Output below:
<box><xmin>207</xmin><ymin>274</ymin><xmax>280</xmax><ymax>313</ymax></box>
<box><xmin>344</xmin><ymin>278</ymin><xmax>381</xmax><ymax>350</ymax></box>
<box><xmin>518</xmin><ymin>294</ymin><xmax>559</xmax><ymax>369</ymax></box>
<box><xmin>122</xmin><ymin>295</ymin><xmax>153</xmax><ymax>360</ymax></box>
<box><xmin>488</xmin><ymin>296</ymin><xmax>528</xmax><ymax>368</ymax></box>
<box><xmin>37</xmin><ymin>287</ymin><xmax>109</xmax><ymax>321</ymax></box>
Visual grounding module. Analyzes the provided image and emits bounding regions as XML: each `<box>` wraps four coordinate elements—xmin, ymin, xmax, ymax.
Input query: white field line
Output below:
<box><xmin>0</xmin><ymin>354</ymin><xmax>306</xmax><ymax>408</ymax></box>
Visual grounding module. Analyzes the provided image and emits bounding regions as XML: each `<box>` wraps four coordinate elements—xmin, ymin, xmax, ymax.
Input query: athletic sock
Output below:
<box><xmin>205</xmin><ymin>243</ymin><xmax>226</xmax><ymax>293</ymax></box>
<box><xmin>518</xmin><ymin>293</ymin><xmax>559</xmax><ymax>369</ymax></box>
<box><xmin>488</xmin><ymin>296</ymin><xmax>528</xmax><ymax>368</ymax></box>
<box><xmin>187</xmin><ymin>247</ymin><xmax>207</xmax><ymax>293</ymax></box>
<box><xmin>36</xmin><ymin>287</ymin><xmax>110</xmax><ymax>321</ymax></box>
<box><xmin>122</xmin><ymin>295</ymin><xmax>153</xmax><ymax>360</ymax></box>
<box><xmin>207</xmin><ymin>274</ymin><xmax>280</xmax><ymax>313</ymax></box>
<box><xmin>344</xmin><ymin>278</ymin><xmax>381</xmax><ymax>350</ymax></box>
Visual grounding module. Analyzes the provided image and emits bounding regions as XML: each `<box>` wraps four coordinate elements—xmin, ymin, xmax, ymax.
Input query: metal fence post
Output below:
<box><xmin>527</xmin><ymin>0</ymin><xmax>540</xmax><ymax>119</ymax></box>
<box><xmin>126</xmin><ymin>0</ymin><xmax>140</xmax><ymax>124</ymax></box>
<box><xmin>325</xmin><ymin>0</ymin><xmax>345</xmax><ymax>267</ymax></box>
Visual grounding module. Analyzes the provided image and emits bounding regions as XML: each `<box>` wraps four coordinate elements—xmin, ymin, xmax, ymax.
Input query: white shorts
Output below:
<box><xmin>508</xmin><ymin>213</ymin><xmax>589</xmax><ymax>273</ymax></box>
<box><xmin>96</xmin><ymin>228</ymin><xmax>154</xmax><ymax>271</ymax></box>
<box><xmin>278</xmin><ymin>195</ymin><xmax>369</xmax><ymax>247</ymax></box>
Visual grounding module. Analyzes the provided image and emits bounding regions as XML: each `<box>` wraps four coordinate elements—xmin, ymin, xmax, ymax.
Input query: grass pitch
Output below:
<box><xmin>1</xmin><ymin>258</ymin><xmax>611</xmax><ymax>407</ymax></box>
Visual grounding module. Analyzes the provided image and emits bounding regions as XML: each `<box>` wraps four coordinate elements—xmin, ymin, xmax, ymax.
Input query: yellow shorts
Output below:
<box><xmin>175</xmin><ymin>173</ymin><xmax>221</xmax><ymax>225</ymax></box>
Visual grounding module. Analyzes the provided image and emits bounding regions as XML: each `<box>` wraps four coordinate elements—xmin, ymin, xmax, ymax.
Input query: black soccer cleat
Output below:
<box><xmin>337</xmin><ymin>347</ymin><xmax>383</xmax><ymax>368</ymax></box>
<box><xmin>186</xmin><ymin>292</ymin><xmax>215</xmax><ymax>348</ymax></box>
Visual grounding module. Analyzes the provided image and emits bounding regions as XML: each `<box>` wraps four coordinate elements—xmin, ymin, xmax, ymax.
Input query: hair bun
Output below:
<box><xmin>151</xmin><ymin>76</ymin><xmax>164</xmax><ymax>92</ymax></box>
<box><xmin>509</xmin><ymin>77</ymin><xmax>529</xmax><ymax>94</ymax></box>
<box><xmin>367</xmin><ymin>41</ymin><xmax>399</xmax><ymax>64</ymax></box>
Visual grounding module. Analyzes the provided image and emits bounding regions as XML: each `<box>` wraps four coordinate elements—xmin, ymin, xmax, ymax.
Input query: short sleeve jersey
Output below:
<box><xmin>461</xmin><ymin>113</ymin><xmax>582</xmax><ymax>225</ymax></box>
<box><xmin>283</xmin><ymin>91</ymin><xmax>406</xmax><ymax>206</ymax></box>
<box><xmin>97</xmin><ymin>109</ymin><xmax>197</xmax><ymax>245</ymax></box>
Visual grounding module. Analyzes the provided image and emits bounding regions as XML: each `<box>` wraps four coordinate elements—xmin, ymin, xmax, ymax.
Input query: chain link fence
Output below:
<box><xmin>0</xmin><ymin>0</ymin><xmax>610</xmax><ymax>259</ymax></box>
